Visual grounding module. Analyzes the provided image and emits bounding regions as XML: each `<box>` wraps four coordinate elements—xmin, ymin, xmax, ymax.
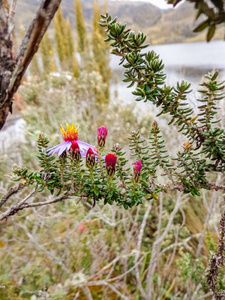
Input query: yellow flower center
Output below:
<box><xmin>59</xmin><ymin>123</ymin><xmax>79</xmax><ymax>142</ymax></box>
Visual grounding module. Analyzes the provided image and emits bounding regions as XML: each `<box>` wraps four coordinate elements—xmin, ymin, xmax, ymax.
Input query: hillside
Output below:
<box><xmin>14</xmin><ymin>0</ymin><xmax>224</xmax><ymax>44</ymax></box>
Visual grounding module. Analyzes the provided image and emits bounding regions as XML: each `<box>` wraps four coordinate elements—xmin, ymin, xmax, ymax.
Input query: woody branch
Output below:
<box><xmin>0</xmin><ymin>0</ymin><xmax>61</xmax><ymax>130</ymax></box>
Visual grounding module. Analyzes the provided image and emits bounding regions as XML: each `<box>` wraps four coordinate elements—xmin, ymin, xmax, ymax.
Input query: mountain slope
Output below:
<box><xmin>14</xmin><ymin>0</ymin><xmax>224</xmax><ymax>44</ymax></box>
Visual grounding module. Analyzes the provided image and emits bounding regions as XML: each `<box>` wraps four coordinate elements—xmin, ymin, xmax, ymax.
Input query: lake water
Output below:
<box><xmin>110</xmin><ymin>40</ymin><xmax>225</xmax><ymax>103</ymax></box>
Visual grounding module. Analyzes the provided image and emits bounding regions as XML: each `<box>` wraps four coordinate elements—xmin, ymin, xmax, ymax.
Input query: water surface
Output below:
<box><xmin>110</xmin><ymin>40</ymin><xmax>225</xmax><ymax>102</ymax></box>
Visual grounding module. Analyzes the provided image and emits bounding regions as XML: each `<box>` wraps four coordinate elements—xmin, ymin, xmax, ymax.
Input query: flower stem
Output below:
<box><xmin>60</xmin><ymin>158</ymin><xmax>66</xmax><ymax>184</ymax></box>
<box><xmin>98</xmin><ymin>148</ymin><xmax>104</xmax><ymax>177</ymax></box>
<box><xmin>70</xmin><ymin>161</ymin><xmax>75</xmax><ymax>193</ymax></box>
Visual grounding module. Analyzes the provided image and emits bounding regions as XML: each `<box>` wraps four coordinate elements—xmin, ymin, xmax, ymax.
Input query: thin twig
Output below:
<box><xmin>145</xmin><ymin>192</ymin><xmax>185</xmax><ymax>298</ymax></box>
<box><xmin>206</xmin><ymin>182</ymin><xmax>225</xmax><ymax>192</ymax></box>
<box><xmin>197</xmin><ymin>291</ymin><xmax>214</xmax><ymax>299</ymax></box>
<box><xmin>160</xmin><ymin>234</ymin><xmax>201</xmax><ymax>255</ymax></box>
<box><xmin>196</xmin><ymin>190</ymin><xmax>217</xmax><ymax>256</ymax></box>
<box><xmin>81</xmin><ymin>286</ymin><xmax>93</xmax><ymax>300</ymax></box>
<box><xmin>0</xmin><ymin>183</ymin><xmax>24</xmax><ymax>208</ymax></box>
<box><xmin>134</xmin><ymin>201</ymin><xmax>152</xmax><ymax>299</ymax></box>
<box><xmin>15</xmin><ymin>222</ymin><xmax>69</xmax><ymax>273</ymax></box>
<box><xmin>86</xmin><ymin>280</ymin><xmax>129</xmax><ymax>300</ymax></box>
<box><xmin>0</xmin><ymin>188</ymin><xmax>36</xmax><ymax>220</ymax></box>
<box><xmin>21</xmin><ymin>194</ymin><xmax>70</xmax><ymax>208</ymax></box>
<box><xmin>0</xmin><ymin>190</ymin><xmax>71</xmax><ymax>221</ymax></box>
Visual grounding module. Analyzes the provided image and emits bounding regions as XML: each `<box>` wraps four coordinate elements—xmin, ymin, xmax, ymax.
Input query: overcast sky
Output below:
<box><xmin>147</xmin><ymin>0</ymin><xmax>172</xmax><ymax>9</ymax></box>
<box><xmin>112</xmin><ymin>0</ymin><xmax>173</xmax><ymax>9</ymax></box>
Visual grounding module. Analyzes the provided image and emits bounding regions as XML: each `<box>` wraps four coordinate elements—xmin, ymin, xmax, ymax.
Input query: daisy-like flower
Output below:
<box><xmin>48</xmin><ymin>123</ymin><xmax>98</xmax><ymax>157</ymax></box>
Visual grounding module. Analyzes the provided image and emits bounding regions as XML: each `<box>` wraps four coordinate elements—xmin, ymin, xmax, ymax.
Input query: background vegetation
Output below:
<box><xmin>14</xmin><ymin>0</ymin><xmax>225</xmax><ymax>45</ymax></box>
<box><xmin>0</xmin><ymin>0</ymin><xmax>224</xmax><ymax>299</ymax></box>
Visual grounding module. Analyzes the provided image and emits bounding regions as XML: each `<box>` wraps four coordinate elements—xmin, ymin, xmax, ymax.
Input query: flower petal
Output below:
<box><xmin>58</xmin><ymin>142</ymin><xmax>71</xmax><ymax>156</ymax></box>
<box><xmin>66</xmin><ymin>142</ymin><xmax>72</xmax><ymax>151</ymax></box>
<box><xmin>48</xmin><ymin>141</ymin><xmax>71</xmax><ymax>156</ymax></box>
<box><xmin>48</xmin><ymin>144</ymin><xmax>63</xmax><ymax>155</ymax></box>
<box><xmin>77</xmin><ymin>140</ymin><xmax>98</xmax><ymax>157</ymax></box>
<box><xmin>48</xmin><ymin>139</ymin><xmax>96</xmax><ymax>158</ymax></box>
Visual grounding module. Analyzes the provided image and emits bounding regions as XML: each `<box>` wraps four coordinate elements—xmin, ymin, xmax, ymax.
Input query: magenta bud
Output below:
<box><xmin>105</xmin><ymin>153</ymin><xmax>117</xmax><ymax>176</ymax></box>
<box><xmin>86</xmin><ymin>148</ymin><xmax>95</xmax><ymax>169</ymax></box>
<box><xmin>71</xmin><ymin>141</ymin><xmax>81</xmax><ymax>162</ymax></box>
<box><xmin>97</xmin><ymin>126</ymin><xmax>108</xmax><ymax>148</ymax></box>
<box><xmin>133</xmin><ymin>160</ymin><xmax>142</xmax><ymax>182</ymax></box>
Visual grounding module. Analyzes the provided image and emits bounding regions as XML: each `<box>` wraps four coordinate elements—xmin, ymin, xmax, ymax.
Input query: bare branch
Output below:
<box><xmin>15</xmin><ymin>222</ymin><xmax>70</xmax><ymax>273</ymax></box>
<box><xmin>0</xmin><ymin>192</ymin><xmax>71</xmax><ymax>221</ymax></box>
<box><xmin>134</xmin><ymin>201</ymin><xmax>152</xmax><ymax>299</ymax></box>
<box><xmin>145</xmin><ymin>192</ymin><xmax>186</xmax><ymax>298</ymax></box>
<box><xmin>196</xmin><ymin>190</ymin><xmax>217</xmax><ymax>257</ymax></box>
<box><xmin>86</xmin><ymin>280</ymin><xmax>129</xmax><ymax>300</ymax></box>
<box><xmin>160</xmin><ymin>233</ymin><xmax>201</xmax><ymax>255</ymax></box>
<box><xmin>0</xmin><ymin>183</ymin><xmax>24</xmax><ymax>208</ymax></box>
<box><xmin>21</xmin><ymin>193</ymin><xmax>70</xmax><ymax>208</ymax></box>
<box><xmin>81</xmin><ymin>287</ymin><xmax>93</xmax><ymax>300</ymax></box>
<box><xmin>197</xmin><ymin>291</ymin><xmax>214</xmax><ymax>299</ymax></box>
<box><xmin>0</xmin><ymin>188</ymin><xmax>36</xmax><ymax>220</ymax></box>
<box><xmin>205</xmin><ymin>182</ymin><xmax>225</xmax><ymax>192</ymax></box>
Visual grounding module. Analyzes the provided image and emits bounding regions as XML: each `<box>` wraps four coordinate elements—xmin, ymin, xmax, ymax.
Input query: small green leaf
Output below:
<box><xmin>38</xmin><ymin>185</ymin><xmax>45</xmax><ymax>192</ymax></box>
<box><xmin>193</xmin><ymin>20</ymin><xmax>209</xmax><ymax>33</ymax></box>
<box><xmin>207</xmin><ymin>24</ymin><xmax>216</xmax><ymax>42</ymax></box>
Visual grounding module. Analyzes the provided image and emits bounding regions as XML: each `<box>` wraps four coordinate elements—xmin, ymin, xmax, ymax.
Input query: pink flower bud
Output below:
<box><xmin>86</xmin><ymin>148</ymin><xmax>95</xmax><ymax>169</ymax></box>
<box><xmin>97</xmin><ymin>126</ymin><xmax>108</xmax><ymax>148</ymax></box>
<box><xmin>133</xmin><ymin>160</ymin><xmax>142</xmax><ymax>182</ymax></box>
<box><xmin>71</xmin><ymin>141</ymin><xmax>81</xmax><ymax>161</ymax></box>
<box><xmin>77</xmin><ymin>223</ymin><xmax>87</xmax><ymax>233</ymax></box>
<box><xmin>105</xmin><ymin>153</ymin><xmax>117</xmax><ymax>176</ymax></box>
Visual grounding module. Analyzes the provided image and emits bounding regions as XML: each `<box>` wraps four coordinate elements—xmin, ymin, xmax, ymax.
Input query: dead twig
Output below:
<box><xmin>0</xmin><ymin>183</ymin><xmax>24</xmax><ymax>208</ymax></box>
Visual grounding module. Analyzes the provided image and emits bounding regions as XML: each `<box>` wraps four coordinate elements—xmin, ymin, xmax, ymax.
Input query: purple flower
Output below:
<box><xmin>48</xmin><ymin>123</ymin><xmax>98</xmax><ymax>157</ymax></box>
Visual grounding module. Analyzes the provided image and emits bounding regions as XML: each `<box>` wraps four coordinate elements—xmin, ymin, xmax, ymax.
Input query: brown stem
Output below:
<box><xmin>0</xmin><ymin>183</ymin><xmax>24</xmax><ymax>208</ymax></box>
<box><xmin>0</xmin><ymin>192</ymin><xmax>69</xmax><ymax>221</ymax></box>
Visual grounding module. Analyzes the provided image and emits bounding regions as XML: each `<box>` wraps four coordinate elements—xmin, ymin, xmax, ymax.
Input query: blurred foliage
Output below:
<box><xmin>74</xmin><ymin>0</ymin><xmax>87</xmax><ymax>53</ymax></box>
<box><xmin>167</xmin><ymin>0</ymin><xmax>225</xmax><ymax>42</ymax></box>
<box><xmin>40</xmin><ymin>31</ymin><xmax>56</xmax><ymax>75</ymax></box>
<box><xmin>91</xmin><ymin>0</ymin><xmax>111</xmax><ymax>102</ymax></box>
